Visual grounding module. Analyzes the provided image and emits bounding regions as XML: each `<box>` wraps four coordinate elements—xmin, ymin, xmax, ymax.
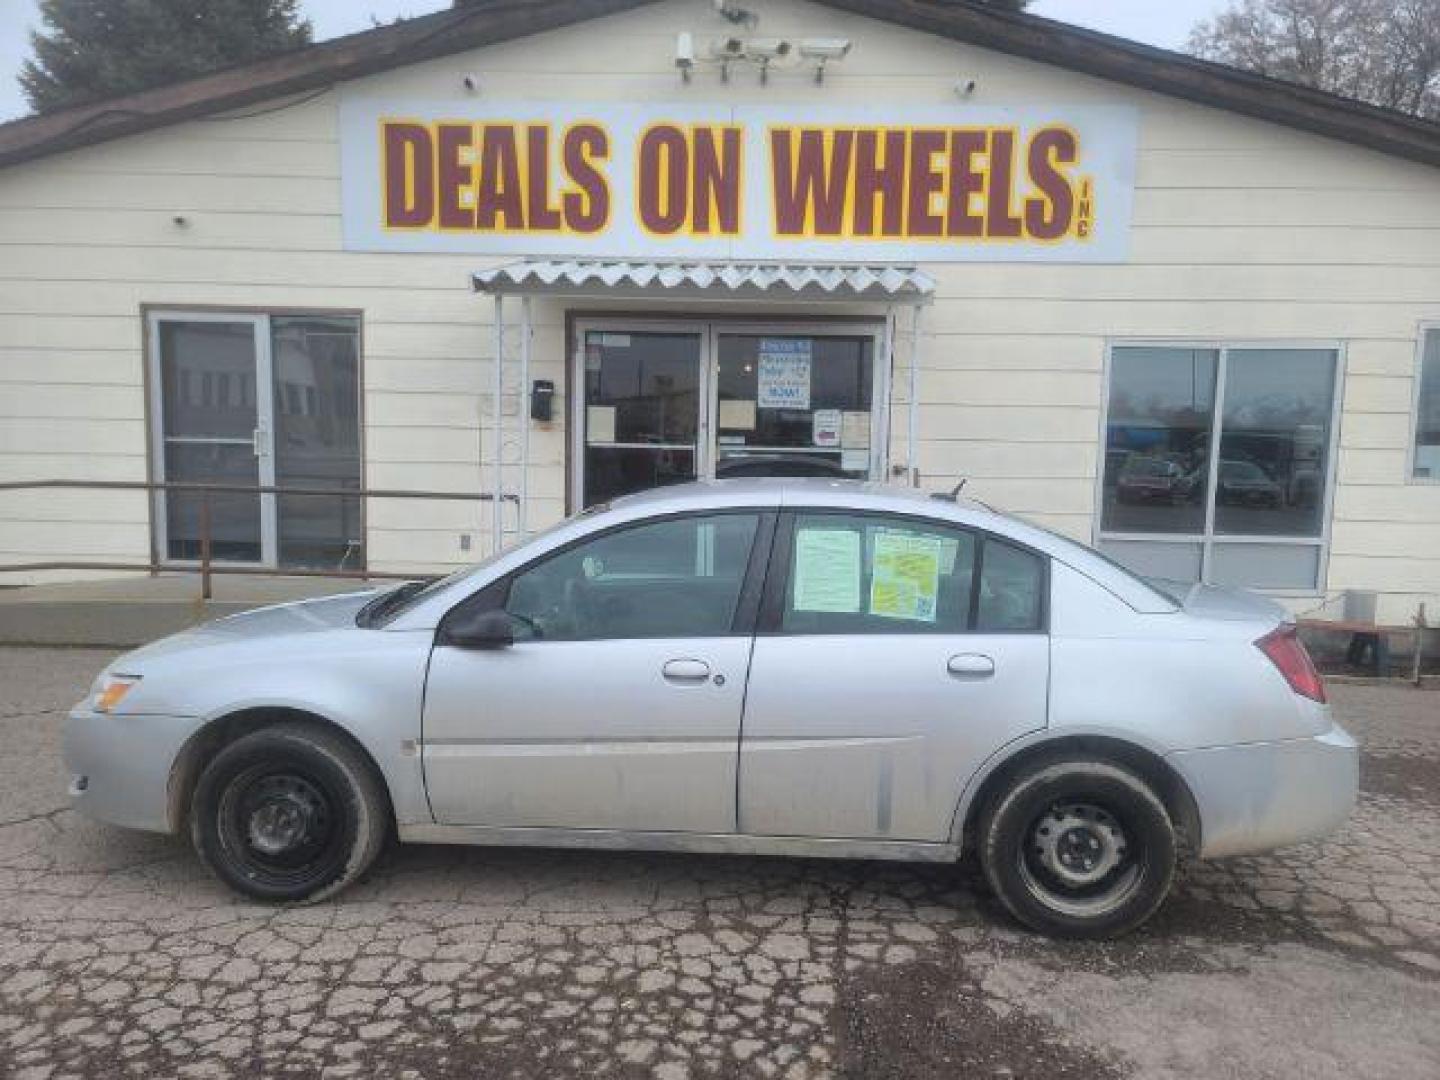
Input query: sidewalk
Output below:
<box><xmin>0</xmin><ymin>574</ymin><xmax>379</xmax><ymax>646</ymax></box>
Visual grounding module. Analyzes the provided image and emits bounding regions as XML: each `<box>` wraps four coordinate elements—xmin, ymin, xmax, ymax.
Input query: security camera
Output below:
<box><xmin>799</xmin><ymin>38</ymin><xmax>851</xmax><ymax>83</ymax></box>
<box><xmin>461</xmin><ymin>73</ymin><xmax>480</xmax><ymax>92</ymax></box>
<box><xmin>713</xmin><ymin>0</ymin><xmax>759</xmax><ymax>29</ymax></box>
<box><xmin>708</xmin><ymin>37</ymin><xmax>744</xmax><ymax>58</ymax></box>
<box><xmin>675</xmin><ymin>31</ymin><xmax>695</xmax><ymax>81</ymax></box>
<box><xmin>744</xmin><ymin>38</ymin><xmax>791</xmax><ymax>60</ymax></box>
<box><xmin>798</xmin><ymin>38</ymin><xmax>852</xmax><ymax>60</ymax></box>
<box><xmin>955</xmin><ymin>77</ymin><xmax>978</xmax><ymax>97</ymax></box>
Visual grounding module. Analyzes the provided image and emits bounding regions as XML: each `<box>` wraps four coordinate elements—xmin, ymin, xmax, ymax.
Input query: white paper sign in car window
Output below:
<box><xmin>792</xmin><ymin>528</ymin><xmax>861</xmax><ymax>613</ymax></box>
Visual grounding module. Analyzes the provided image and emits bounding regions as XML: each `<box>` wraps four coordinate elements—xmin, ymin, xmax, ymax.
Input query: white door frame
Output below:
<box><xmin>147</xmin><ymin>310</ymin><xmax>278</xmax><ymax>566</ymax></box>
<box><xmin>571</xmin><ymin>317</ymin><xmax>888</xmax><ymax>509</ymax></box>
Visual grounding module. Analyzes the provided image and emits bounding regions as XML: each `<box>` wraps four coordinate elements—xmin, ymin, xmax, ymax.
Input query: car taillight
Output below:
<box><xmin>1255</xmin><ymin>624</ymin><xmax>1326</xmax><ymax>703</ymax></box>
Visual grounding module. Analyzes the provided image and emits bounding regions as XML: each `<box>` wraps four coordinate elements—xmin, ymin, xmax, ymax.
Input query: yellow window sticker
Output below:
<box><xmin>870</xmin><ymin>532</ymin><xmax>942</xmax><ymax>622</ymax></box>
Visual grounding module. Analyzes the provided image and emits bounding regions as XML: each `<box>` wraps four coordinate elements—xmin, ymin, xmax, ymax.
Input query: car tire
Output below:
<box><xmin>191</xmin><ymin>723</ymin><xmax>389</xmax><ymax>904</ymax></box>
<box><xmin>978</xmin><ymin>758</ymin><xmax>1176</xmax><ymax>939</ymax></box>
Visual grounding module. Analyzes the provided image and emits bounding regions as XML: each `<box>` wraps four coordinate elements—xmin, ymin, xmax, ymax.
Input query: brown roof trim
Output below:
<box><xmin>0</xmin><ymin>0</ymin><xmax>660</xmax><ymax>169</ymax></box>
<box><xmin>2</xmin><ymin>0</ymin><xmax>1439</xmax><ymax>171</ymax></box>
<box><xmin>831</xmin><ymin>0</ymin><xmax>1440</xmax><ymax>168</ymax></box>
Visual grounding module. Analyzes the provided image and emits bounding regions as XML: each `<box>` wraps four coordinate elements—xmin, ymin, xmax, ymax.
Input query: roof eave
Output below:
<box><xmin>0</xmin><ymin>0</ymin><xmax>658</xmax><ymax>170</ymax></box>
<box><xmin>826</xmin><ymin>0</ymin><xmax>1440</xmax><ymax>169</ymax></box>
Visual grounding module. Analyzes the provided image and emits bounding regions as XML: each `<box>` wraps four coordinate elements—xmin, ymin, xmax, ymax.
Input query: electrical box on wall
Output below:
<box><xmin>531</xmin><ymin>379</ymin><xmax>555</xmax><ymax>422</ymax></box>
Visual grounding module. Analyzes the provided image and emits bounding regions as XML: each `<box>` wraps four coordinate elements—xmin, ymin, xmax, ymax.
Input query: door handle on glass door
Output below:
<box><xmin>947</xmin><ymin>654</ymin><xmax>995</xmax><ymax>679</ymax></box>
<box><xmin>662</xmin><ymin>659</ymin><xmax>712</xmax><ymax>683</ymax></box>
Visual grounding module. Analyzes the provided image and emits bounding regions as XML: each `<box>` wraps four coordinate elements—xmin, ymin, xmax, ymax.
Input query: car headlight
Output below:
<box><xmin>92</xmin><ymin>674</ymin><xmax>141</xmax><ymax>713</ymax></box>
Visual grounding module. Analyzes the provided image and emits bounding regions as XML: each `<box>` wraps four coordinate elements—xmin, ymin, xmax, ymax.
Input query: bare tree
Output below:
<box><xmin>1189</xmin><ymin>0</ymin><xmax>1440</xmax><ymax>118</ymax></box>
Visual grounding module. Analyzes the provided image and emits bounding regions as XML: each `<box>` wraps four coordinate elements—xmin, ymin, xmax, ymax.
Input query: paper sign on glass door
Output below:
<box><xmin>758</xmin><ymin>339</ymin><xmax>812</xmax><ymax>410</ymax></box>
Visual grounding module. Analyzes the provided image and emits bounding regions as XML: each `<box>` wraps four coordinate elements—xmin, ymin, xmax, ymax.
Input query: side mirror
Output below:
<box><xmin>440</xmin><ymin>608</ymin><xmax>514</xmax><ymax>649</ymax></box>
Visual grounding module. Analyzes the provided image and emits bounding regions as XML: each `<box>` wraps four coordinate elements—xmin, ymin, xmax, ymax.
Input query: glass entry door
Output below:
<box><xmin>578</xmin><ymin>326</ymin><xmax>707</xmax><ymax>506</ymax></box>
<box><xmin>574</xmin><ymin>320</ymin><xmax>883</xmax><ymax>509</ymax></box>
<box><xmin>149</xmin><ymin>311</ymin><xmax>362</xmax><ymax>569</ymax></box>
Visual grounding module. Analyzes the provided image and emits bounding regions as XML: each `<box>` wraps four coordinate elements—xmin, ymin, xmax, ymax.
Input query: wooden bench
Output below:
<box><xmin>1298</xmin><ymin>604</ymin><xmax>1429</xmax><ymax>683</ymax></box>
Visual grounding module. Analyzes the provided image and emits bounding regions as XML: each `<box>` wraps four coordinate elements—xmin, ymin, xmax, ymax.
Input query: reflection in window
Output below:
<box><xmin>1098</xmin><ymin>345</ymin><xmax>1339</xmax><ymax>591</ymax></box>
<box><xmin>505</xmin><ymin>514</ymin><xmax>759</xmax><ymax>641</ymax></box>
<box><xmin>1100</xmin><ymin>348</ymin><xmax>1216</xmax><ymax>535</ymax></box>
<box><xmin>1216</xmin><ymin>350</ymin><xmax>1335</xmax><ymax>537</ymax></box>
<box><xmin>1415</xmin><ymin>329</ymin><xmax>1440</xmax><ymax>480</ymax></box>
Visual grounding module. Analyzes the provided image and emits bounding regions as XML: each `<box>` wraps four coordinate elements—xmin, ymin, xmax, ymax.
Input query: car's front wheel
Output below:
<box><xmin>978</xmin><ymin>758</ymin><xmax>1176</xmax><ymax>939</ymax></box>
<box><xmin>191</xmin><ymin>723</ymin><xmax>389</xmax><ymax>903</ymax></box>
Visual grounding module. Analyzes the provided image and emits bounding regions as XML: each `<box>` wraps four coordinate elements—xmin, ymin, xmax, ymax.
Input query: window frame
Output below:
<box><xmin>1409</xmin><ymin>321</ymin><xmax>1440</xmax><ymax>485</ymax></box>
<box><xmin>438</xmin><ymin>508</ymin><xmax>778</xmax><ymax>643</ymax></box>
<box><xmin>757</xmin><ymin>509</ymin><xmax>1051</xmax><ymax>637</ymax></box>
<box><xmin>1094</xmin><ymin>339</ymin><xmax>1347</xmax><ymax>597</ymax></box>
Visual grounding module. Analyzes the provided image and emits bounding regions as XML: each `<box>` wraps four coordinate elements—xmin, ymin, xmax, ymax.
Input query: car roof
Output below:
<box><xmin>609</xmin><ymin>477</ymin><xmax>991</xmax><ymax>514</ymax></box>
<box><xmin>388</xmin><ymin>479</ymin><xmax>1177</xmax><ymax>628</ymax></box>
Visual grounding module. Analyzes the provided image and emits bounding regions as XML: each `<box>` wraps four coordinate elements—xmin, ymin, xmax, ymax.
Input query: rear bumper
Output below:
<box><xmin>63</xmin><ymin>708</ymin><xmax>202</xmax><ymax>834</ymax></box>
<box><xmin>1168</xmin><ymin>722</ymin><xmax>1358</xmax><ymax>859</ymax></box>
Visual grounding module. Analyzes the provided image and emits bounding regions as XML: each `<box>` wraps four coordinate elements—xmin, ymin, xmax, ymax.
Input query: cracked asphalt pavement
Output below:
<box><xmin>1</xmin><ymin>646</ymin><xmax>1438</xmax><ymax>1079</ymax></box>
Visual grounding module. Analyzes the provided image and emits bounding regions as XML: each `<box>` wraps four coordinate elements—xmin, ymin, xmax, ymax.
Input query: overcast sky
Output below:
<box><xmin>0</xmin><ymin>0</ymin><xmax>1227</xmax><ymax>123</ymax></box>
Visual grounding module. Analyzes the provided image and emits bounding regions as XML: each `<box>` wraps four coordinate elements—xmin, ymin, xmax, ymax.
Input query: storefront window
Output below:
<box><xmin>151</xmin><ymin>311</ymin><xmax>362</xmax><ymax>569</ymax></box>
<box><xmin>1414</xmin><ymin>328</ymin><xmax>1440</xmax><ymax>481</ymax></box>
<box><xmin>1098</xmin><ymin>344</ymin><xmax>1339</xmax><ymax>591</ymax></box>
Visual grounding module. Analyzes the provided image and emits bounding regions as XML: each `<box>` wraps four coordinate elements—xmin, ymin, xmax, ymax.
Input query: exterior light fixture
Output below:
<box><xmin>799</xmin><ymin>38</ymin><xmax>851</xmax><ymax>84</ymax></box>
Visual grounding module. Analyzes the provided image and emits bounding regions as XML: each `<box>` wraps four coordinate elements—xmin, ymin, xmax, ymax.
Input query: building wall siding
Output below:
<box><xmin>0</xmin><ymin>0</ymin><xmax>1437</xmax><ymax>620</ymax></box>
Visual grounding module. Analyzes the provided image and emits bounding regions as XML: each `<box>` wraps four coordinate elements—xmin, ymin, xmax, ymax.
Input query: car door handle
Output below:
<box><xmin>947</xmin><ymin>653</ymin><xmax>995</xmax><ymax>679</ymax></box>
<box><xmin>662</xmin><ymin>658</ymin><xmax>712</xmax><ymax>684</ymax></box>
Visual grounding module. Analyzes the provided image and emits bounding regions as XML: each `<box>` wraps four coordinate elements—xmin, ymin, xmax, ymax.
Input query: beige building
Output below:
<box><xmin>1</xmin><ymin>0</ymin><xmax>1438</xmax><ymax>626</ymax></box>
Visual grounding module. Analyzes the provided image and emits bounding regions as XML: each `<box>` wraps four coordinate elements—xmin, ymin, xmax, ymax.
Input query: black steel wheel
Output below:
<box><xmin>192</xmin><ymin>723</ymin><xmax>389</xmax><ymax>903</ymax></box>
<box><xmin>979</xmin><ymin>758</ymin><xmax>1176</xmax><ymax>939</ymax></box>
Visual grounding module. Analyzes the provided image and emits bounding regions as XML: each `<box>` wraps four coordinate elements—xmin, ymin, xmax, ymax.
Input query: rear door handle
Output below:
<box><xmin>662</xmin><ymin>658</ymin><xmax>711</xmax><ymax>684</ymax></box>
<box><xmin>947</xmin><ymin>653</ymin><xmax>995</xmax><ymax>679</ymax></box>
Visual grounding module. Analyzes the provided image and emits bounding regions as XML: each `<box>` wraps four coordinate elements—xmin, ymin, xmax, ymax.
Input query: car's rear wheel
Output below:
<box><xmin>978</xmin><ymin>758</ymin><xmax>1176</xmax><ymax>939</ymax></box>
<box><xmin>191</xmin><ymin>723</ymin><xmax>388</xmax><ymax>903</ymax></box>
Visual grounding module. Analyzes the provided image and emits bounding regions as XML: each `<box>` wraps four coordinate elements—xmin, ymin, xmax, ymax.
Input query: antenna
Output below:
<box><xmin>931</xmin><ymin>478</ymin><xmax>968</xmax><ymax>503</ymax></box>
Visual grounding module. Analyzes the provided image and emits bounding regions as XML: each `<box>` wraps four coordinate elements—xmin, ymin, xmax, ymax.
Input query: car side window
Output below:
<box><xmin>975</xmin><ymin>539</ymin><xmax>1046</xmax><ymax>632</ymax></box>
<box><xmin>780</xmin><ymin>513</ymin><xmax>977</xmax><ymax>634</ymax></box>
<box><xmin>503</xmin><ymin>513</ymin><xmax>760</xmax><ymax>642</ymax></box>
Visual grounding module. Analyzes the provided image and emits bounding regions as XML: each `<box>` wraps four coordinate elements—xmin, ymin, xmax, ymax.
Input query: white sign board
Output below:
<box><xmin>340</xmin><ymin>98</ymin><xmax>1138</xmax><ymax>262</ymax></box>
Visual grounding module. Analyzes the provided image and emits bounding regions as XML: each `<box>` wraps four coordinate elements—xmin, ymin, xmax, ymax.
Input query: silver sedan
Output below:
<box><xmin>63</xmin><ymin>480</ymin><xmax>1357</xmax><ymax>938</ymax></box>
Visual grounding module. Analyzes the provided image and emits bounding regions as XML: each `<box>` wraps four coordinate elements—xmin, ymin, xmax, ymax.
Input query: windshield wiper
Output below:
<box><xmin>355</xmin><ymin>578</ymin><xmax>435</xmax><ymax>628</ymax></box>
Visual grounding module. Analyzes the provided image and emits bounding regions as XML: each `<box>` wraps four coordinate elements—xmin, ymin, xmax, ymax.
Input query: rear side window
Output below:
<box><xmin>780</xmin><ymin>513</ymin><xmax>977</xmax><ymax>634</ymax></box>
<box><xmin>776</xmin><ymin>513</ymin><xmax>1046</xmax><ymax>635</ymax></box>
<box><xmin>976</xmin><ymin>539</ymin><xmax>1045</xmax><ymax>632</ymax></box>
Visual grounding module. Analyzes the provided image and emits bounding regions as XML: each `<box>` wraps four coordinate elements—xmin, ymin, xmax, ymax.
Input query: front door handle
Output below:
<box><xmin>947</xmin><ymin>653</ymin><xmax>995</xmax><ymax>679</ymax></box>
<box><xmin>662</xmin><ymin>658</ymin><xmax>711</xmax><ymax>684</ymax></box>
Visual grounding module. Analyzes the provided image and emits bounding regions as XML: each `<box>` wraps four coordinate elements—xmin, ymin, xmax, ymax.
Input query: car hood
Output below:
<box><xmin>115</xmin><ymin>589</ymin><xmax>381</xmax><ymax>667</ymax></box>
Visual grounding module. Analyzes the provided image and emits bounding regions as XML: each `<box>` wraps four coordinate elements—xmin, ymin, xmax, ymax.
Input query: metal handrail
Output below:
<box><xmin>0</xmin><ymin>478</ymin><xmax>518</xmax><ymax>600</ymax></box>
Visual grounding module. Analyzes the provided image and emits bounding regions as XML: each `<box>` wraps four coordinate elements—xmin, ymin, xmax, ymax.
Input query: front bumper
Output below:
<box><xmin>1168</xmin><ymin>722</ymin><xmax>1358</xmax><ymax>859</ymax></box>
<box><xmin>63</xmin><ymin>708</ymin><xmax>204</xmax><ymax>834</ymax></box>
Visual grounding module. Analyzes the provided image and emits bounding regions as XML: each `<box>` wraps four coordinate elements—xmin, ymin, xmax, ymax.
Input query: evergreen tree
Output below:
<box><xmin>20</xmin><ymin>0</ymin><xmax>313</xmax><ymax>114</ymax></box>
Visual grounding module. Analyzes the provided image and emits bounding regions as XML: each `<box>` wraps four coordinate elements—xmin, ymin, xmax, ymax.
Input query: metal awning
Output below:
<box><xmin>476</xmin><ymin>259</ymin><xmax>931</xmax><ymax>556</ymax></box>
<box><xmin>472</xmin><ymin>259</ymin><xmax>934</xmax><ymax>304</ymax></box>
